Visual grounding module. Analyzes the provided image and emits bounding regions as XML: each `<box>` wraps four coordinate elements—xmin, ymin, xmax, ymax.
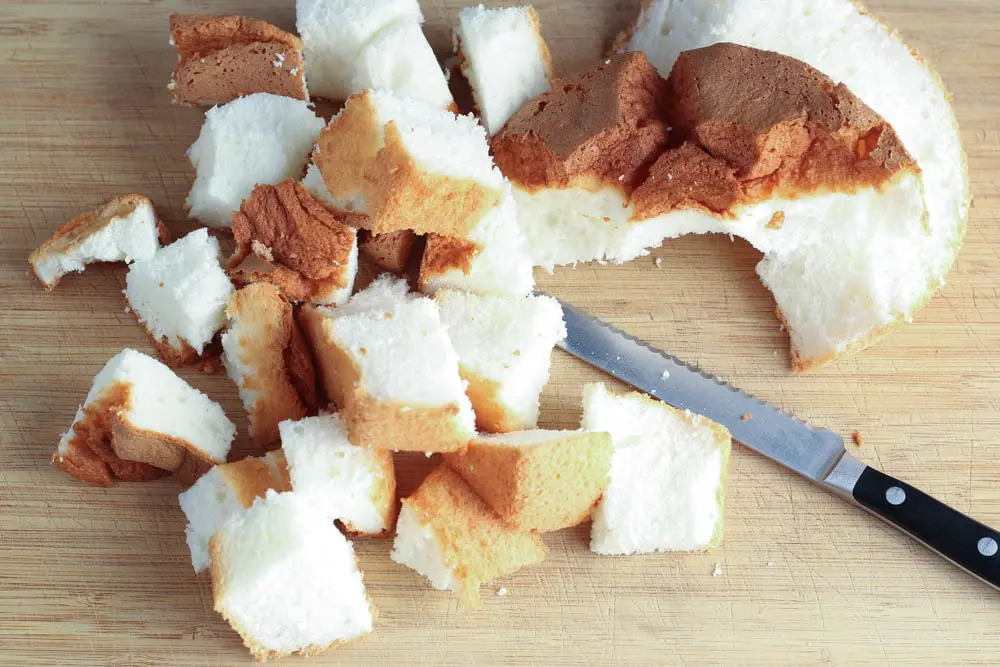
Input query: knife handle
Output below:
<box><xmin>851</xmin><ymin>465</ymin><xmax>1000</xmax><ymax>589</ymax></box>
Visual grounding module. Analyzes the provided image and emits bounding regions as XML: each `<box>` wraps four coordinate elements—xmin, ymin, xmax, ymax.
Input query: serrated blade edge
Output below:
<box><xmin>551</xmin><ymin>296</ymin><xmax>846</xmax><ymax>482</ymax></box>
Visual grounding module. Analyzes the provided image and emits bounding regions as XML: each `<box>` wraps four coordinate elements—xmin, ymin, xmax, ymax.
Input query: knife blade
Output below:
<box><xmin>551</xmin><ymin>295</ymin><xmax>1000</xmax><ymax>591</ymax></box>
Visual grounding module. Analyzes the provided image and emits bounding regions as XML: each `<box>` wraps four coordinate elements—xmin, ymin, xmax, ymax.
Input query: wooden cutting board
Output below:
<box><xmin>2</xmin><ymin>1</ymin><xmax>999</xmax><ymax>664</ymax></box>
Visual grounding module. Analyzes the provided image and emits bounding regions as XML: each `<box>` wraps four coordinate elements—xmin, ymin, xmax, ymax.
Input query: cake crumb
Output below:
<box><xmin>712</xmin><ymin>563</ymin><xmax>723</xmax><ymax>577</ymax></box>
<box><xmin>661</xmin><ymin>369</ymin><xmax>670</xmax><ymax>379</ymax></box>
<box><xmin>852</xmin><ymin>430</ymin><xmax>863</xmax><ymax>447</ymax></box>
<box><xmin>654</xmin><ymin>257</ymin><xmax>663</xmax><ymax>267</ymax></box>
<box><xmin>741</xmin><ymin>413</ymin><xmax>752</xmax><ymax>421</ymax></box>
<box><xmin>496</xmin><ymin>587</ymin><xmax>509</xmax><ymax>597</ymax></box>
<box><xmin>767</xmin><ymin>561</ymin><xmax>773</xmax><ymax>568</ymax></box>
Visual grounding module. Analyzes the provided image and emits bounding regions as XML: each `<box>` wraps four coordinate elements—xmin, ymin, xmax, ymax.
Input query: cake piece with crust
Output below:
<box><xmin>168</xmin><ymin>13</ymin><xmax>307</xmax><ymax>106</ymax></box>
<box><xmin>228</xmin><ymin>180</ymin><xmax>359</xmax><ymax>306</ymax></box>
<box><xmin>186</xmin><ymin>93</ymin><xmax>324</xmax><ymax>228</ymax></box>
<box><xmin>52</xmin><ymin>348</ymin><xmax>236</xmax><ymax>487</ymax></box>
<box><xmin>280</xmin><ymin>413</ymin><xmax>396</xmax><ymax>536</ymax></box>
<box><xmin>314</xmin><ymin>89</ymin><xmax>505</xmax><ymax>237</ymax></box>
<box><xmin>221</xmin><ymin>283</ymin><xmax>318</xmax><ymax>447</ymax></box>
<box><xmin>582</xmin><ymin>383</ymin><xmax>731</xmax><ymax>555</ymax></box>
<box><xmin>444</xmin><ymin>429</ymin><xmax>613</xmax><ymax>532</ymax></box>
<box><xmin>299</xmin><ymin>275</ymin><xmax>475</xmax><ymax>453</ymax></box>
<box><xmin>210</xmin><ymin>490</ymin><xmax>373</xmax><ymax>661</ymax></box>
<box><xmin>435</xmin><ymin>289</ymin><xmax>564</xmax><ymax>432</ymax></box>
<box><xmin>29</xmin><ymin>195</ymin><xmax>169</xmax><ymax>291</ymax></box>
<box><xmin>391</xmin><ymin>465</ymin><xmax>547</xmax><ymax>607</ymax></box>
<box><xmin>418</xmin><ymin>184</ymin><xmax>534</xmax><ymax>296</ymax></box>
<box><xmin>179</xmin><ymin>450</ymin><xmax>291</xmax><ymax>573</ymax></box>
<box><xmin>125</xmin><ymin>228</ymin><xmax>234</xmax><ymax>367</ymax></box>
<box><xmin>454</xmin><ymin>4</ymin><xmax>553</xmax><ymax>135</ymax></box>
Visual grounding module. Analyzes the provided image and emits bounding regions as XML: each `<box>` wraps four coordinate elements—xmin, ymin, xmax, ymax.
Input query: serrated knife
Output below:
<box><xmin>552</xmin><ymin>296</ymin><xmax>1000</xmax><ymax>590</ymax></box>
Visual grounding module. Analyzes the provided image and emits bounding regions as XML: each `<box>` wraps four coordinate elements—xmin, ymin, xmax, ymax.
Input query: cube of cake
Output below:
<box><xmin>391</xmin><ymin>465</ymin><xmax>547</xmax><ymax>606</ymax></box>
<box><xmin>295</xmin><ymin>0</ymin><xmax>423</xmax><ymax>100</ymax></box>
<box><xmin>435</xmin><ymin>290</ymin><xmax>565</xmax><ymax>432</ymax></box>
<box><xmin>314</xmin><ymin>89</ymin><xmax>504</xmax><ymax>237</ymax></box>
<box><xmin>52</xmin><ymin>348</ymin><xmax>236</xmax><ymax>487</ymax></box>
<box><xmin>168</xmin><ymin>13</ymin><xmax>307</xmax><ymax>107</ymax></box>
<box><xmin>125</xmin><ymin>228</ymin><xmax>234</xmax><ymax>366</ymax></box>
<box><xmin>582</xmin><ymin>383</ymin><xmax>731</xmax><ymax>555</ymax></box>
<box><xmin>29</xmin><ymin>195</ymin><xmax>168</xmax><ymax>290</ymax></box>
<box><xmin>210</xmin><ymin>490</ymin><xmax>373</xmax><ymax>660</ymax></box>
<box><xmin>179</xmin><ymin>450</ymin><xmax>291</xmax><ymax>573</ymax></box>
<box><xmin>444</xmin><ymin>429</ymin><xmax>612</xmax><ymax>532</ymax></box>
<box><xmin>299</xmin><ymin>275</ymin><xmax>475</xmax><ymax>453</ymax></box>
<box><xmin>352</xmin><ymin>20</ymin><xmax>454</xmax><ymax>110</ymax></box>
<box><xmin>227</xmin><ymin>180</ymin><xmax>359</xmax><ymax>306</ymax></box>
<box><xmin>221</xmin><ymin>283</ymin><xmax>318</xmax><ymax>447</ymax></box>
<box><xmin>280</xmin><ymin>413</ymin><xmax>396</xmax><ymax>535</ymax></box>
<box><xmin>454</xmin><ymin>5</ymin><xmax>554</xmax><ymax>135</ymax></box>
<box><xmin>358</xmin><ymin>230</ymin><xmax>418</xmax><ymax>274</ymax></box>
<box><xmin>186</xmin><ymin>93</ymin><xmax>324</xmax><ymax>228</ymax></box>
<box><xmin>419</xmin><ymin>185</ymin><xmax>534</xmax><ymax>296</ymax></box>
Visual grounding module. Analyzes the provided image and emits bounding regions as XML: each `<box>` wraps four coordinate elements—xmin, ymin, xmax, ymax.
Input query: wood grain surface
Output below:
<box><xmin>2</xmin><ymin>1</ymin><xmax>999</xmax><ymax>665</ymax></box>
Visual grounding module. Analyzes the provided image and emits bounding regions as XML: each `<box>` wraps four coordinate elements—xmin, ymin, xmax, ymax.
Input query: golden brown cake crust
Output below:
<box><xmin>405</xmin><ymin>466</ymin><xmax>547</xmax><ymax>607</ymax></box>
<box><xmin>457</xmin><ymin>369</ymin><xmax>520</xmax><ymax>434</ymax></box>
<box><xmin>229</xmin><ymin>180</ymin><xmax>358</xmax><ymax>304</ymax></box>
<box><xmin>365</xmin><ymin>121</ymin><xmax>501</xmax><ymax>237</ymax></box>
<box><xmin>52</xmin><ymin>381</ymin><xmax>169</xmax><ymax>487</ymax></box>
<box><xmin>225</xmin><ymin>283</ymin><xmax>311</xmax><ymax>447</ymax></box>
<box><xmin>29</xmin><ymin>194</ymin><xmax>164</xmax><ymax>290</ymax></box>
<box><xmin>491</xmin><ymin>52</ymin><xmax>670</xmax><ymax>195</ymax></box>
<box><xmin>168</xmin><ymin>13</ymin><xmax>307</xmax><ymax>106</ymax></box>
<box><xmin>359</xmin><ymin>230</ymin><xmax>419</xmax><ymax>274</ymax></box>
<box><xmin>417</xmin><ymin>234</ymin><xmax>480</xmax><ymax>290</ymax></box>
<box><xmin>219</xmin><ymin>456</ymin><xmax>285</xmax><ymax>508</ymax></box>
<box><xmin>445</xmin><ymin>431</ymin><xmax>613</xmax><ymax>532</ymax></box>
<box><xmin>316</xmin><ymin>91</ymin><xmax>502</xmax><ymax>237</ymax></box>
<box><xmin>493</xmin><ymin>44</ymin><xmax>916</xmax><ymax>223</ymax></box>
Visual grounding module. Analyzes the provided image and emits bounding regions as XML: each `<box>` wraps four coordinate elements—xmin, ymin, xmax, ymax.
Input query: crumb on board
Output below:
<box><xmin>712</xmin><ymin>563</ymin><xmax>723</xmax><ymax>577</ymax></box>
<box><xmin>767</xmin><ymin>561</ymin><xmax>773</xmax><ymax>568</ymax></box>
<box><xmin>496</xmin><ymin>587</ymin><xmax>509</xmax><ymax>597</ymax></box>
<box><xmin>741</xmin><ymin>413</ymin><xmax>752</xmax><ymax>421</ymax></box>
<box><xmin>852</xmin><ymin>430</ymin><xmax>863</xmax><ymax>447</ymax></box>
<box><xmin>654</xmin><ymin>257</ymin><xmax>663</xmax><ymax>267</ymax></box>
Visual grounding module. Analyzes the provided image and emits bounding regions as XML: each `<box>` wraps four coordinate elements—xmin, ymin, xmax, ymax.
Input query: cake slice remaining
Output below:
<box><xmin>454</xmin><ymin>5</ymin><xmax>553</xmax><ymax>135</ymax></box>
<box><xmin>186</xmin><ymin>93</ymin><xmax>324</xmax><ymax>228</ymax></box>
<box><xmin>390</xmin><ymin>466</ymin><xmax>547</xmax><ymax>607</ymax></box>
<box><xmin>444</xmin><ymin>429</ymin><xmax>612</xmax><ymax>532</ymax></box>
<box><xmin>178</xmin><ymin>450</ymin><xmax>291</xmax><ymax>573</ymax></box>
<box><xmin>210</xmin><ymin>490</ymin><xmax>373</xmax><ymax>661</ymax></box>
<box><xmin>53</xmin><ymin>349</ymin><xmax>236</xmax><ymax>487</ymax></box>
<box><xmin>168</xmin><ymin>13</ymin><xmax>307</xmax><ymax>106</ymax></box>
<box><xmin>435</xmin><ymin>290</ymin><xmax>564</xmax><ymax>432</ymax></box>
<box><xmin>352</xmin><ymin>19</ymin><xmax>454</xmax><ymax>110</ymax></box>
<box><xmin>125</xmin><ymin>228</ymin><xmax>234</xmax><ymax>366</ymax></box>
<box><xmin>221</xmin><ymin>283</ymin><xmax>318</xmax><ymax>447</ymax></box>
<box><xmin>314</xmin><ymin>89</ymin><xmax>505</xmax><ymax>237</ymax></box>
<box><xmin>418</xmin><ymin>184</ymin><xmax>534</xmax><ymax>296</ymax></box>
<box><xmin>299</xmin><ymin>275</ymin><xmax>475</xmax><ymax>453</ymax></box>
<box><xmin>227</xmin><ymin>180</ymin><xmax>359</xmax><ymax>306</ymax></box>
<box><xmin>493</xmin><ymin>43</ymin><xmax>937</xmax><ymax>370</ymax></box>
<box><xmin>29</xmin><ymin>195</ymin><xmax>168</xmax><ymax>290</ymax></box>
<box><xmin>280</xmin><ymin>413</ymin><xmax>396</xmax><ymax>535</ymax></box>
<box><xmin>295</xmin><ymin>0</ymin><xmax>423</xmax><ymax>100</ymax></box>
<box><xmin>582</xmin><ymin>383</ymin><xmax>731</xmax><ymax>555</ymax></box>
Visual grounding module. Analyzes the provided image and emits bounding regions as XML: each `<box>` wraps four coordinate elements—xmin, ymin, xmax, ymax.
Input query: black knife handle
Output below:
<box><xmin>853</xmin><ymin>466</ymin><xmax>1000</xmax><ymax>588</ymax></box>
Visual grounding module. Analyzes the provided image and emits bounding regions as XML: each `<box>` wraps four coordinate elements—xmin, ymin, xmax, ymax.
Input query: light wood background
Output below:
<box><xmin>2</xmin><ymin>1</ymin><xmax>999</xmax><ymax>665</ymax></box>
